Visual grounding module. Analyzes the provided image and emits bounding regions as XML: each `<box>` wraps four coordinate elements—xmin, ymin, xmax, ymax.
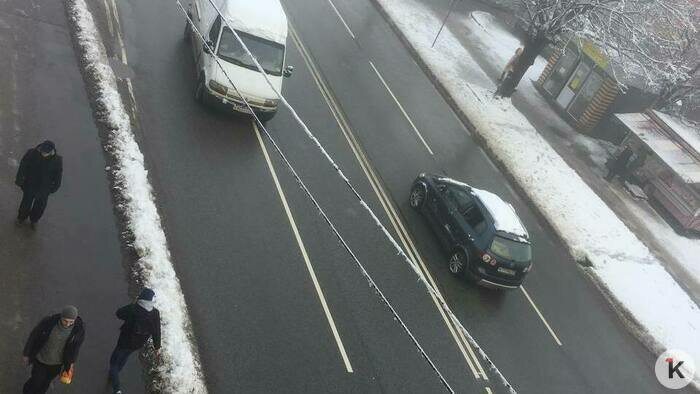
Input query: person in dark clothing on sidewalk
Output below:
<box><xmin>605</xmin><ymin>146</ymin><xmax>634</xmax><ymax>182</ymax></box>
<box><xmin>15</xmin><ymin>140</ymin><xmax>63</xmax><ymax>229</ymax></box>
<box><xmin>109</xmin><ymin>288</ymin><xmax>161</xmax><ymax>394</ymax></box>
<box><xmin>22</xmin><ymin>306</ymin><xmax>85</xmax><ymax>394</ymax></box>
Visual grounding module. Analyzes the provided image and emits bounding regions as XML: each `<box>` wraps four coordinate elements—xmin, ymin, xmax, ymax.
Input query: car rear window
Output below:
<box><xmin>489</xmin><ymin>236</ymin><xmax>531</xmax><ymax>263</ymax></box>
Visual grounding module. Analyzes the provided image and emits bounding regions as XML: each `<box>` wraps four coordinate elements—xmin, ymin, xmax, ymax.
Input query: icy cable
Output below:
<box><xmin>176</xmin><ymin>3</ymin><xmax>456</xmax><ymax>393</ymax></box>
<box><xmin>182</xmin><ymin>0</ymin><xmax>516</xmax><ymax>392</ymax></box>
<box><xmin>65</xmin><ymin>0</ymin><xmax>207</xmax><ymax>393</ymax></box>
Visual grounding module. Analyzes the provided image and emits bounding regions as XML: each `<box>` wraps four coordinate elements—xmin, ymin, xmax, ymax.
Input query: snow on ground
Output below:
<box><xmin>655</xmin><ymin>110</ymin><xmax>700</xmax><ymax>155</ymax></box>
<box><xmin>66</xmin><ymin>1</ymin><xmax>207</xmax><ymax>392</ymax></box>
<box><xmin>375</xmin><ymin>0</ymin><xmax>700</xmax><ymax>382</ymax></box>
<box><xmin>613</xmin><ymin>185</ymin><xmax>700</xmax><ymax>298</ymax></box>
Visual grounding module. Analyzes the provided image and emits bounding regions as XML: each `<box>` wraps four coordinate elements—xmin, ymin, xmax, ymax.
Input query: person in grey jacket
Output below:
<box><xmin>22</xmin><ymin>306</ymin><xmax>85</xmax><ymax>394</ymax></box>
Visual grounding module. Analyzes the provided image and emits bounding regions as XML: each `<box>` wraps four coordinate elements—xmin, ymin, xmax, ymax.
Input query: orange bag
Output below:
<box><xmin>59</xmin><ymin>366</ymin><xmax>73</xmax><ymax>384</ymax></box>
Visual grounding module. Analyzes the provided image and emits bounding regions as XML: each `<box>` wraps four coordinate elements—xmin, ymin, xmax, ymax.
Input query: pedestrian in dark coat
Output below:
<box><xmin>22</xmin><ymin>306</ymin><xmax>85</xmax><ymax>394</ymax></box>
<box><xmin>15</xmin><ymin>140</ymin><xmax>63</xmax><ymax>228</ymax></box>
<box><xmin>109</xmin><ymin>288</ymin><xmax>161</xmax><ymax>394</ymax></box>
<box><xmin>605</xmin><ymin>146</ymin><xmax>634</xmax><ymax>182</ymax></box>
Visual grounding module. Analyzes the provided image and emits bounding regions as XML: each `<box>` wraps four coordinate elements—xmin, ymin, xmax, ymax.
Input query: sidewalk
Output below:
<box><xmin>0</xmin><ymin>0</ymin><xmax>143</xmax><ymax>392</ymax></box>
<box><xmin>371</xmin><ymin>0</ymin><xmax>700</xmax><ymax>386</ymax></box>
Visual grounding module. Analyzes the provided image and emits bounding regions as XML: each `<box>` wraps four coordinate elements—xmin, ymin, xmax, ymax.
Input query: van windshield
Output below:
<box><xmin>217</xmin><ymin>28</ymin><xmax>285</xmax><ymax>76</ymax></box>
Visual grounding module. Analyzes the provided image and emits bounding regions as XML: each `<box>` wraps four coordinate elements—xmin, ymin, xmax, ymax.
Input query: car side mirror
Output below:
<box><xmin>283</xmin><ymin>65</ymin><xmax>294</xmax><ymax>78</ymax></box>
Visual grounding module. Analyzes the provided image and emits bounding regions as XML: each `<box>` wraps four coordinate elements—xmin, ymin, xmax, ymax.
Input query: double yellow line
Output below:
<box><xmin>288</xmin><ymin>23</ymin><xmax>488</xmax><ymax>382</ymax></box>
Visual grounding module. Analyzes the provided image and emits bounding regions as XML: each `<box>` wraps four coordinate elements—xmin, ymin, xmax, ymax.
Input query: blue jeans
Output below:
<box><xmin>109</xmin><ymin>347</ymin><xmax>136</xmax><ymax>392</ymax></box>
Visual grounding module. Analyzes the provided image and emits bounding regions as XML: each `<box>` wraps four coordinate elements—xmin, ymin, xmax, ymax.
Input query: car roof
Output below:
<box><xmin>434</xmin><ymin>176</ymin><xmax>529</xmax><ymax>241</ymax></box>
<box><xmin>471</xmin><ymin>187</ymin><xmax>529</xmax><ymax>241</ymax></box>
<box><xmin>217</xmin><ymin>0</ymin><xmax>288</xmax><ymax>45</ymax></box>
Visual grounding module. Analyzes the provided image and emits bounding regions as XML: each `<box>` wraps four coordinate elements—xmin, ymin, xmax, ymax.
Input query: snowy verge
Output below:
<box><xmin>65</xmin><ymin>0</ymin><xmax>207</xmax><ymax>392</ymax></box>
<box><xmin>373</xmin><ymin>0</ymin><xmax>700</xmax><ymax>384</ymax></box>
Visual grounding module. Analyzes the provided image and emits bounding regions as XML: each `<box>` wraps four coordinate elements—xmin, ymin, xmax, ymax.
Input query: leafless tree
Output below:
<box><xmin>653</xmin><ymin>26</ymin><xmax>699</xmax><ymax>120</ymax></box>
<box><xmin>496</xmin><ymin>0</ymin><xmax>698</xmax><ymax>98</ymax></box>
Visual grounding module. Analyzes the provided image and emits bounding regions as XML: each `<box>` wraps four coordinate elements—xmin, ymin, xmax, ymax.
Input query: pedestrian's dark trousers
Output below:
<box><xmin>17</xmin><ymin>191</ymin><xmax>49</xmax><ymax>223</ymax></box>
<box><xmin>109</xmin><ymin>346</ymin><xmax>136</xmax><ymax>392</ymax></box>
<box><xmin>23</xmin><ymin>360</ymin><xmax>62</xmax><ymax>394</ymax></box>
<box><xmin>604</xmin><ymin>169</ymin><xmax>617</xmax><ymax>181</ymax></box>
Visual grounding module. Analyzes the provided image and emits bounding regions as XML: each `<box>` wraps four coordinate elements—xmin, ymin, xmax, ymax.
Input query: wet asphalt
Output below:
<box><xmin>0</xmin><ymin>0</ymin><xmax>691</xmax><ymax>392</ymax></box>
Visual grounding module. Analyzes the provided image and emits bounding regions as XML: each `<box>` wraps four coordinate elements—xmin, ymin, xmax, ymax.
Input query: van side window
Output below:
<box><xmin>209</xmin><ymin>16</ymin><xmax>222</xmax><ymax>44</ymax></box>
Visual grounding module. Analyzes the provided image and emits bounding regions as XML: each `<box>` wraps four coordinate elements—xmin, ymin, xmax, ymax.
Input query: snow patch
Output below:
<box><xmin>217</xmin><ymin>0</ymin><xmax>288</xmax><ymax>44</ymax></box>
<box><xmin>655</xmin><ymin>110</ymin><xmax>700</xmax><ymax>156</ymax></box>
<box><xmin>472</xmin><ymin>187</ymin><xmax>529</xmax><ymax>239</ymax></box>
<box><xmin>65</xmin><ymin>1</ymin><xmax>207</xmax><ymax>392</ymax></box>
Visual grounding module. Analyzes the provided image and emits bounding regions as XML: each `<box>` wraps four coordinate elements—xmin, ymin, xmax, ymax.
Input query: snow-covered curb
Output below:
<box><xmin>65</xmin><ymin>0</ymin><xmax>207</xmax><ymax>392</ymax></box>
<box><xmin>372</xmin><ymin>0</ymin><xmax>700</xmax><ymax>385</ymax></box>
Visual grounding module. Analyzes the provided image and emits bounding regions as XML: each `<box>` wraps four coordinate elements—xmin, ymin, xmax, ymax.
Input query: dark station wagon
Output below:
<box><xmin>409</xmin><ymin>174</ymin><xmax>533</xmax><ymax>289</ymax></box>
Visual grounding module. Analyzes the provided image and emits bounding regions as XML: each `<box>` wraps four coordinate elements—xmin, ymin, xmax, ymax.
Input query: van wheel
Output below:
<box><xmin>255</xmin><ymin>110</ymin><xmax>277</xmax><ymax>123</ymax></box>
<box><xmin>194</xmin><ymin>76</ymin><xmax>206</xmax><ymax>104</ymax></box>
<box><xmin>448</xmin><ymin>249</ymin><xmax>468</xmax><ymax>276</ymax></box>
<box><xmin>184</xmin><ymin>22</ymin><xmax>191</xmax><ymax>44</ymax></box>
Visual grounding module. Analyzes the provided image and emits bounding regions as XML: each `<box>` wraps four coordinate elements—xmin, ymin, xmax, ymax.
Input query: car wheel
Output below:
<box><xmin>194</xmin><ymin>75</ymin><xmax>206</xmax><ymax>104</ymax></box>
<box><xmin>409</xmin><ymin>183</ymin><xmax>427</xmax><ymax>209</ymax></box>
<box><xmin>448</xmin><ymin>249</ymin><xmax>468</xmax><ymax>276</ymax></box>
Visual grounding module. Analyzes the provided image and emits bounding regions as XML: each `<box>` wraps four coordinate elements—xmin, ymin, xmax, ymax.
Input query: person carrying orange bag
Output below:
<box><xmin>59</xmin><ymin>365</ymin><xmax>73</xmax><ymax>384</ymax></box>
<box><xmin>22</xmin><ymin>305</ymin><xmax>85</xmax><ymax>394</ymax></box>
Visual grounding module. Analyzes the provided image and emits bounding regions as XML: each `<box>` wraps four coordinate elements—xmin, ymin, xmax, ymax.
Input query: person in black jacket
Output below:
<box><xmin>22</xmin><ymin>306</ymin><xmax>85</xmax><ymax>394</ymax></box>
<box><xmin>15</xmin><ymin>140</ymin><xmax>63</xmax><ymax>229</ymax></box>
<box><xmin>109</xmin><ymin>288</ymin><xmax>161</xmax><ymax>394</ymax></box>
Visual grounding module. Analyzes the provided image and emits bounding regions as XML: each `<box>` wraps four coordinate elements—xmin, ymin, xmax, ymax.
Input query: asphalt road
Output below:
<box><xmin>108</xmin><ymin>0</ymin><xmax>694</xmax><ymax>392</ymax></box>
<box><xmin>0</xmin><ymin>0</ymin><xmax>142</xmax><ymax>392</ymax></box>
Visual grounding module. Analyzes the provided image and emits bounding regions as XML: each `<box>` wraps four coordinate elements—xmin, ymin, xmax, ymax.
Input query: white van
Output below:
<box><xmin>185</xmin><ymin>0</ymin><xmax>293</xmax><ymax>121</ymax></box>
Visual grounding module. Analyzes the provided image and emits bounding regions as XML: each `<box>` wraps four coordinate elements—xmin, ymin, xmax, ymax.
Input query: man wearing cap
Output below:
<box><xmin>22</xmin><ymin>306</ymin><xmax>85</xmax><ymax>393</ymax></box>
<box><xmin>109</xmin><ymin>288</ymin><xmax>161</xmax><ymax>394</ymax></box>
<box><xmin>15</xmin><ymin>140</ymin><xmax>63</xmax><ymax>229</ymax></box>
